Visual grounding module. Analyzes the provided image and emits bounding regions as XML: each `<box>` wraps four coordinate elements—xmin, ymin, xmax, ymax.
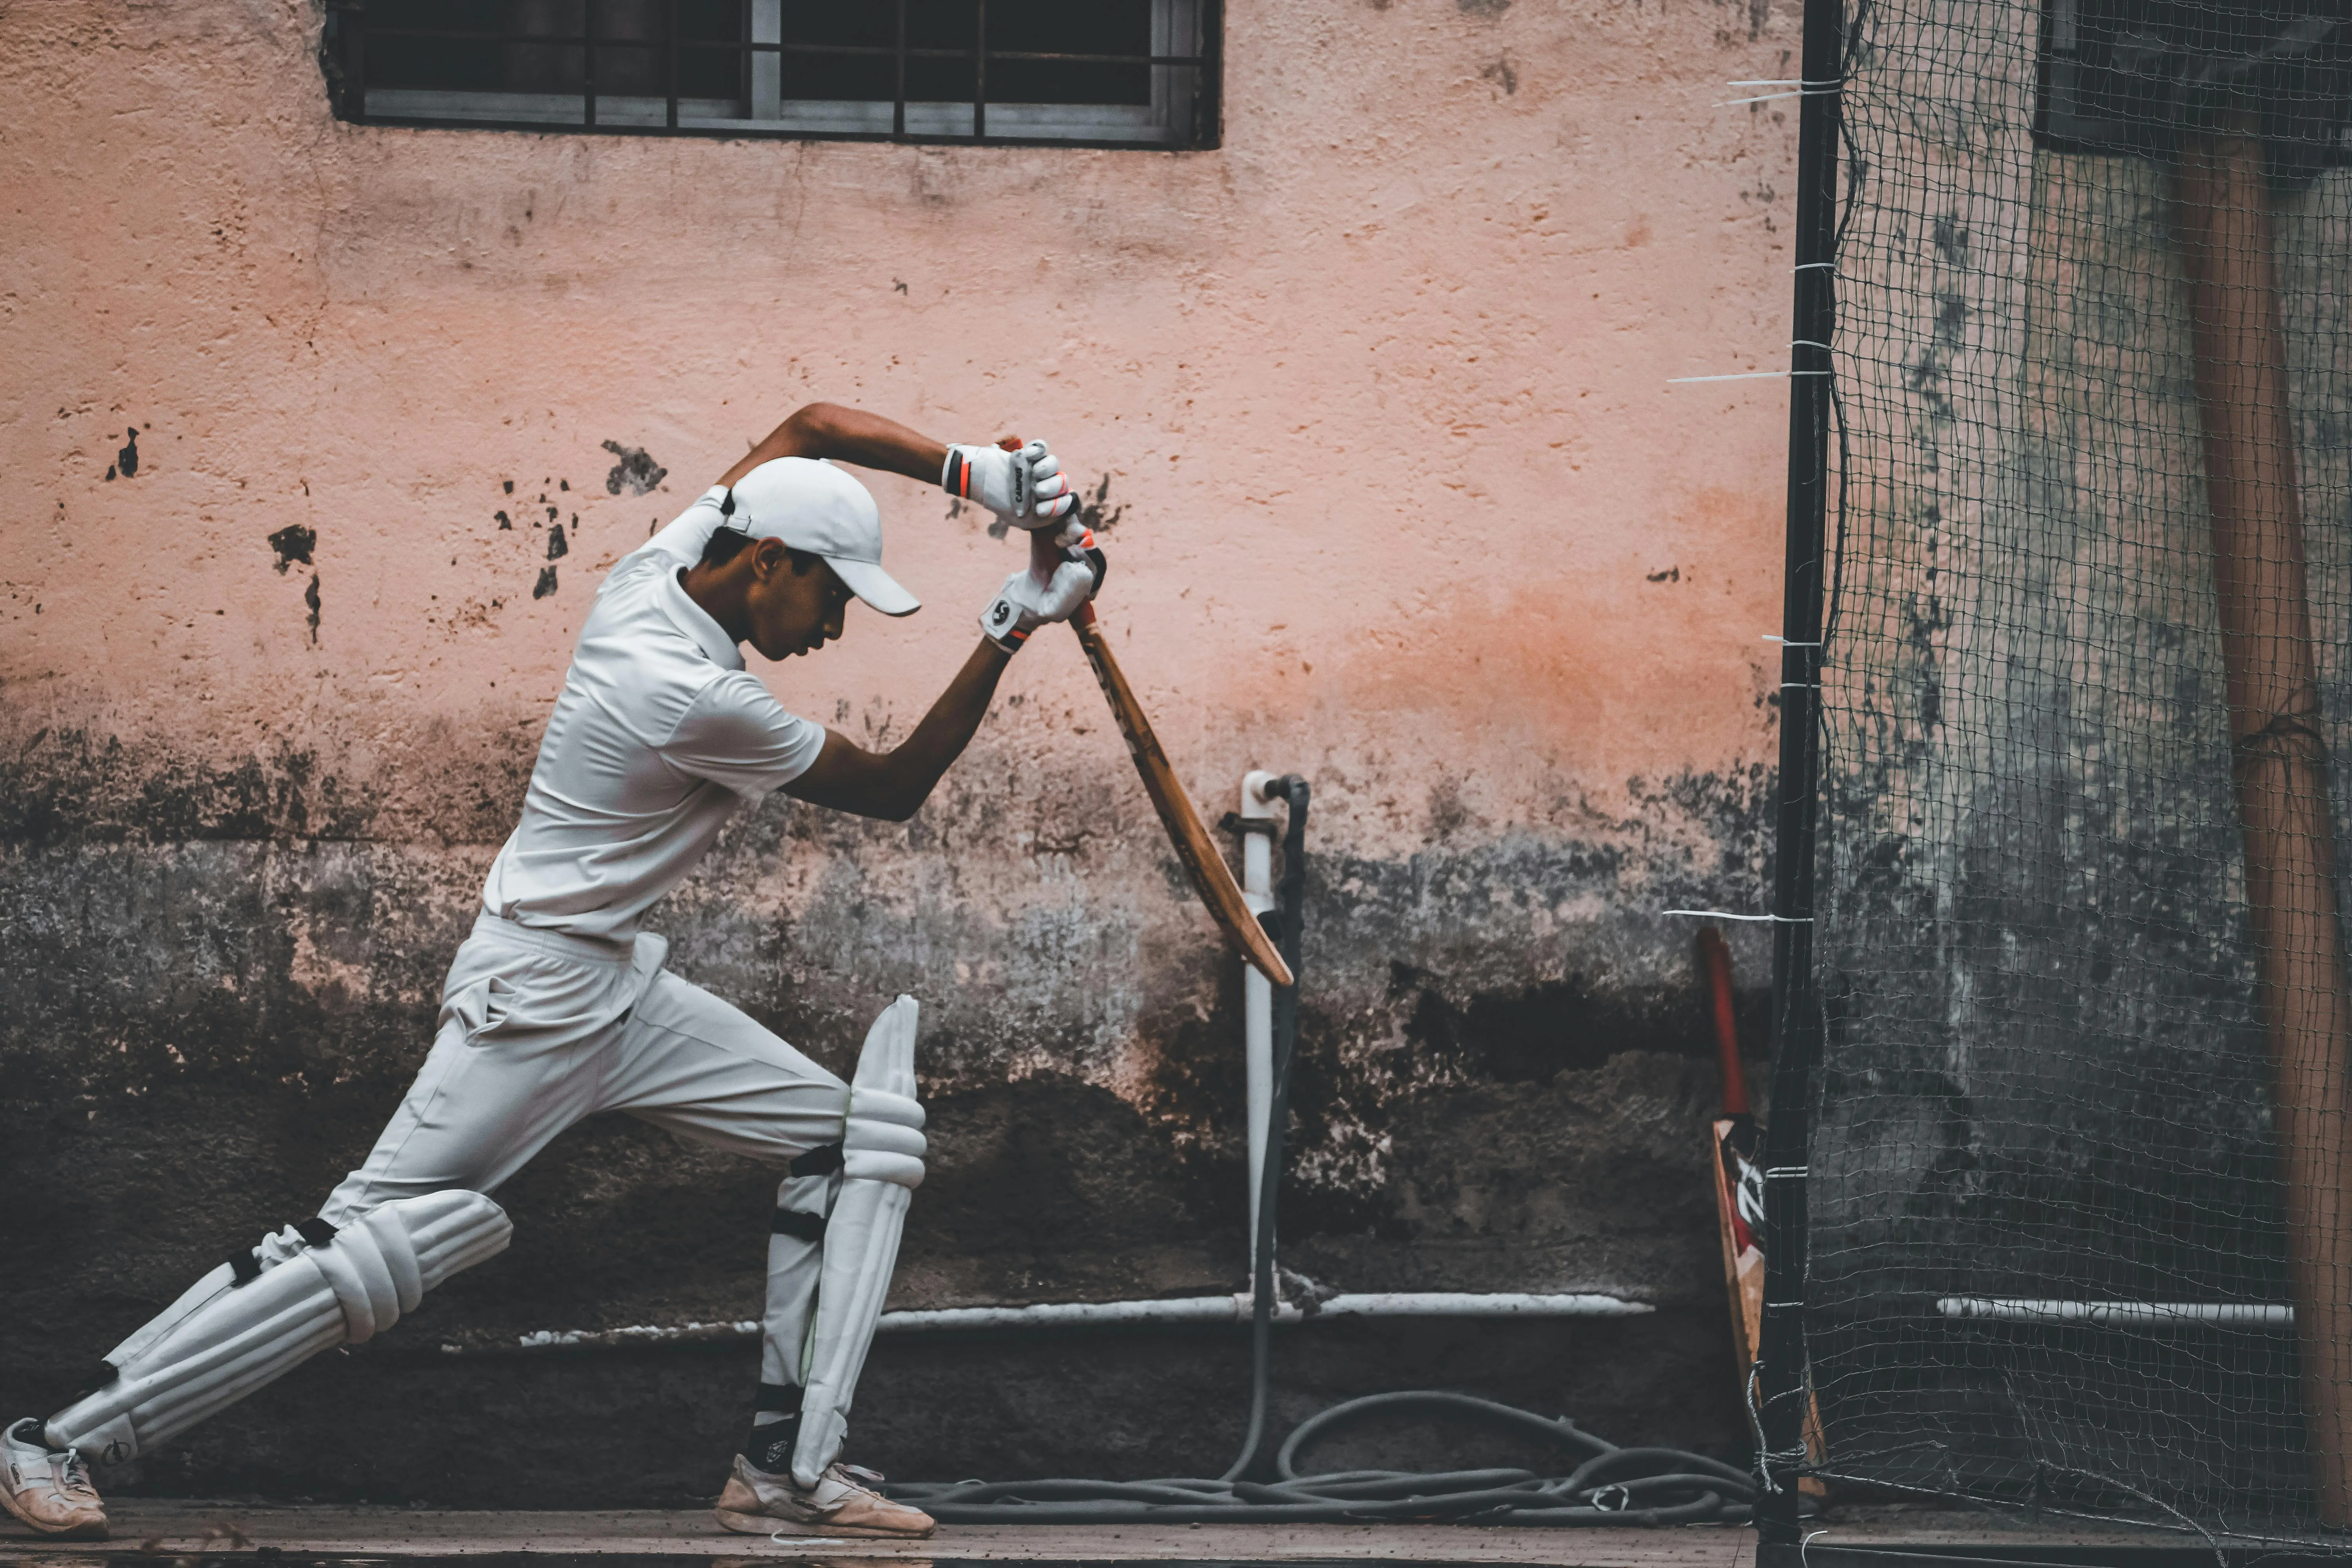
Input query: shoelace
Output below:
<box><xmin>58</xmin><ymin>1451</ymin><xmax>96</xmax><ymax>1500</ymax></box>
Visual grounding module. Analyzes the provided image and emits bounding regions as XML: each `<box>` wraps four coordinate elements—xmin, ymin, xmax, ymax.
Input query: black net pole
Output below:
<box><xmin>1753</xmin><ymin>0</ymin><xmax>1844</xmax><ymax>1544</ymax></box>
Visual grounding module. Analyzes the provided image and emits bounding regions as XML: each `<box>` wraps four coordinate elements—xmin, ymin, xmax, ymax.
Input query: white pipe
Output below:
<box><xmin>1240</xmin><ymin>769</ymin><xmax>1279</xmax><ymax>1262</ymax></box>
<box><xmin>1937</xmin><ymin>1297</ymin><xmax>2293</xmax><ymax>1327</ymax></box>
<box><xmin>493</xmin><ymin>1292</ymin><xmax>1657</xmax><ymax>1352</ymax></box>
<box><xmin>886</xmin><ymin>1292</ymin><xmax>1655</xmax><ymax>1331</ymax></box>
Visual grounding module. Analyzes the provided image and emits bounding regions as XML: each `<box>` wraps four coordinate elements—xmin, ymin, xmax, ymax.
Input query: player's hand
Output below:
<box><xmin>981</xmin><ymin>522</ymin><xmax>1106</xmax><ymax>652</ymax></box>
<box><xmin>942</xmin><ymin>437</ymin><xmax>1078</xmax><ymax>530</ymax></box>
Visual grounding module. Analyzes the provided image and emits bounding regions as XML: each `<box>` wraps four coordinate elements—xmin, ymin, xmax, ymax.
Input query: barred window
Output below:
<box><xmin>324</xmin><ymin>0</ymin><xmax>1219</xmax><ymax>150</ymax></box>
<box><xmin>2034</xmin><ymin>0</ymin><xmax>2352</xmax><ymax>169</ymax></box>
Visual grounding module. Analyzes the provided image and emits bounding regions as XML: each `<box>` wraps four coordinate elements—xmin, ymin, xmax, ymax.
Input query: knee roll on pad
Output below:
<box><xmin>45</xmin><ymin>1189</ymin><xmax>510</xmax><ymax>1464</ymax></box>
<box><xmin>843</xmin><ymin>1085</ymin><xmax>926</xmax><ymax>1188</ymax></box>
<box><xmin>791</xmin><ymin>994</ymin><xmax>923</xmax><ymax>1487</ymax></box>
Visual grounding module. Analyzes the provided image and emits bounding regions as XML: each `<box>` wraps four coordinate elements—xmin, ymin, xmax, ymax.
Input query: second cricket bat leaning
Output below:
<box><xmin>1698</xmin><ymin>926</ymin><xmax>1825</xmax><ymax>1496</ymax></box>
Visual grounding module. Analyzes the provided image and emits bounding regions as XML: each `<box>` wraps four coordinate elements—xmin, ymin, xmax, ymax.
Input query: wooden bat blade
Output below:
<box><xmin>1073</xmin><ymin>615</ymin><xmax>1295</xmax><ymax>988</ymax></box>
<box><xmin>1703</xmin><ymin>930</ymin><xmax>1826</xmax><ymax>1494</ymax></box>
<box><xmin>1712</xmin><ymin>1114</ymin><xmax>1766</xmax><ymax>1371</ymax></box>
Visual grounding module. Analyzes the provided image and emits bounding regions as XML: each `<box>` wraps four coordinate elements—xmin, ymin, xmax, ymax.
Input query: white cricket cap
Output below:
<box><xmin>720</xmin><ymin>457</ymin><xmax>919</xmax><ymax>617</ymax></box>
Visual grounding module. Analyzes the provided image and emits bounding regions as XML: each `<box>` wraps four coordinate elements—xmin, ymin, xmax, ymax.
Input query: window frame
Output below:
<box><xmin>2032</xmin><ymin>0</ymin><xmax>2352</xmax><ymax>165</ymax></box>
<box><xmin>321</xmin><ymin>0</ymin><xmax>1223</xmax><ymax>152</ymax></box>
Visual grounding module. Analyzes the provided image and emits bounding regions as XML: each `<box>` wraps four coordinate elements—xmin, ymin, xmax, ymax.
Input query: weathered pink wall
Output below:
<box><xmin>0</xmin><ymin>0</ymin><xmax>1801</xmax><ymax>1494</ymax></box>
<box><xmin>4</xmin><ymin>0</ymin><xmax>1793</xmax><ymax>835</ymax></box>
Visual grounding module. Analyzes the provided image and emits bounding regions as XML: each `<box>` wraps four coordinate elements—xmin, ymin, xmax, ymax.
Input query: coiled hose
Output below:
<box><xmin>892</xmin><ymin>778</ymin><xmax>1763</xmax><ymax>1526</ymax></box>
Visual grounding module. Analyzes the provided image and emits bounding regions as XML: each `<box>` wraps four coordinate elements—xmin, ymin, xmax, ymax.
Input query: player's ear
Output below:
<box><xmin>752</xmin><ymin>538</ymin><xmax>791</xmax><ymax>578</ymax></box>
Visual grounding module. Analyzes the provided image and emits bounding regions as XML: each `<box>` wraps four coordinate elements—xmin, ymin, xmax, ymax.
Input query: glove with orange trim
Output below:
<box><xmin>979</xmin><ymin>520</ymin><xmax>1107</xmax><ymax>652</ymax></box>
<box><xmin>941</xmin><ymin>437</ymin><xmax>1077</xmax><ymax>530</ymax></box>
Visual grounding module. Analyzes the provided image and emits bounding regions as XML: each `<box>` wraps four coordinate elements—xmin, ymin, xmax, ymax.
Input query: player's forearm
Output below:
<box><xmin>867</xmin><ymin>640</ymin><xmax>1013</xmax><ymax>819</ymax></box>
<box><xmin>790</xmin><ymin>641</ymin><xmax>1011</xmax><ymax>821</ymax></box>
<box><xmin>720</xmin><ymin>403</ymin><xmax>947</xmax><ymax>488</ymax></box>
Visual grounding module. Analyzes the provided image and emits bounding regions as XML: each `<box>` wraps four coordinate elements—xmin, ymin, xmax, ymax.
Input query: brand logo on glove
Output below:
<box><xmin>990</xmin><ymin>602</ymin><xmax>1013</xmax><ymax>627</ymax></box>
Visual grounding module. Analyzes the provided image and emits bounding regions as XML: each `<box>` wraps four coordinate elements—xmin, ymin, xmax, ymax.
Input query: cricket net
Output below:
<box><xmin>1792</xmin><ymin>0</ymin><xmax>2352</xmax><ymax>1539</ymax></box>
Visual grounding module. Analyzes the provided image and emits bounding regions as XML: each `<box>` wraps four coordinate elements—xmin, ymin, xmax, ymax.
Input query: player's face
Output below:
<box><xmin>744</xmin><ymin>547</ymin><xmax>853</xmax><ymax>661</ymax></box>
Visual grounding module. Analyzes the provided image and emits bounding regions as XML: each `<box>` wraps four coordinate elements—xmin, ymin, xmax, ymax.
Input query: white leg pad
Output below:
<box><xmin>45</xmin><ymin>1190</ymin><xmax>510</xmax><ymax>1463</ymax></box>
<box><xmin>790</xmin><ymin>995</ymin><xmax>923</xmax><ymax>1487</ymax></box>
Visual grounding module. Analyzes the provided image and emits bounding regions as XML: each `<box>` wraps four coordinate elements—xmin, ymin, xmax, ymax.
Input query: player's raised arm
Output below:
<box><xmin>721</xmin><ymin>403</ymin><xmax>1079</xmax><ymax>530</ymax></box>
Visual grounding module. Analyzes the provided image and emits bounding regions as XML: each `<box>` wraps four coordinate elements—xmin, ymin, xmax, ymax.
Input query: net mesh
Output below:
<box><xmin>1803</xmin><ymin>0</ymin><xmax>2352</xmax><ymax>1539</ymax></box>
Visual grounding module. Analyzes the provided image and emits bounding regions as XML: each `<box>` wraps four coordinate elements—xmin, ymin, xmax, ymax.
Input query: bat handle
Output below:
<box><xmin>1074</xmin><ymin>600</ymin><xmax>1100</xmax><ymax>631</ymax></box>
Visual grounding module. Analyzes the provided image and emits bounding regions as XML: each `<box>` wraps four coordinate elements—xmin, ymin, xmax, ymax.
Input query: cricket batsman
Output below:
<box><xmin>1</xmin><ymin>403</ymin><xmax>1105</xmax><ymax>1541</ymax></box>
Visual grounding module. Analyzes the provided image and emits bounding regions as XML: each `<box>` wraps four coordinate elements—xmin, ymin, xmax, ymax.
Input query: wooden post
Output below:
<box><xmin>2174</xmin><ymin>122</ymin><xmax>2352</xmax><ymax>1523</ymax></box>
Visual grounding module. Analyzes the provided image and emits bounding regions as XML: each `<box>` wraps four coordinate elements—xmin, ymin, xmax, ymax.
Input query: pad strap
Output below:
<box><xmin>790</xmin><ymin>1142</ymin><xmax>844</xmax><ymax>1177</ymax></box>
<box><xmin>771</xmin><ymin>1209</ymin><xmax>828</xmax><ymax>1242</ymax></box>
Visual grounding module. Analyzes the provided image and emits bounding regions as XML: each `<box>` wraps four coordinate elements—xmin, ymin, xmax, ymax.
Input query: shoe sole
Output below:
<box><xmin>713</xmin><ymin>1507</ymin><xmax>933</xmax><ymax>1539</ymax></box>
<box><xmin>0</xmin><ymin>1484</ymin><xmax>107</xmax><ymax>1541</ymax></box>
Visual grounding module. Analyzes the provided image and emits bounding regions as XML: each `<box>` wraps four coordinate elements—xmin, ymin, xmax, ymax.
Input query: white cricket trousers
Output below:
<box><xmin>320</xmin><ymin>913</ymin><xmax>851</xmax><ymax>1407</ymax></box>
<box><xmin>47</xmin><ymin>914</ymin><xmax>851</xmax><ymax>1462</ymax></box>
<box><xmin>64</xmin><ymin>913</ymin><xmax>851</xmax><ymax>1453</ymax></box>
<box><xmin>321</xmin><ymin>913</ymin><xmax>848</xmax><ymax>1221</ymax></box>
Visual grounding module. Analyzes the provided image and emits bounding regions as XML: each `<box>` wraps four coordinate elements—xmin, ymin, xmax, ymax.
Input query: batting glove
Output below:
<box><xmin>980</xmin><ymin>522</ymin><xmax>1107</xmax><ymax>652</ymax></box>
<box><xmin>942</xmin><ymin>438</ymin><xmax>1078</xmax><ymax>530</ymax></box>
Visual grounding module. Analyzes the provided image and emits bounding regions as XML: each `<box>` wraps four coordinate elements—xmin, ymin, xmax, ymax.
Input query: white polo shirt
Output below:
<box><xmin>479</xmin><ymin>489</ymin><xmax>828</xmax><ymax>942</ymax></box>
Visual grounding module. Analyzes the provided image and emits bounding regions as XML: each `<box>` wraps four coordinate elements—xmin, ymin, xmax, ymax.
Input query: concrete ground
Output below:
<box><xmin>0</xmin><ymin>1501</ymin><xmax>2198</xmax><ymax>1567</ymax></box>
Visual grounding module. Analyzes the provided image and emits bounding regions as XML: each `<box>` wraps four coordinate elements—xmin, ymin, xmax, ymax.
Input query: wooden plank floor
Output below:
<box><xmin>0</xmin><ymin>1501</ymin><xmax>1756</xmax><ymax>1566</ymax></box>
<box><xmin>0</xmin><ymin>1500</ymin><xmax>2204</xmax><ymax>1566</ymax></box>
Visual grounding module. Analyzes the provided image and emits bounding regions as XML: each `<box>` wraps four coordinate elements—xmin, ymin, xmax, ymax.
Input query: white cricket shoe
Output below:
<box><xmin>0</xmin><ymin>1419</ymin><xmax>107</xmax><ymax>1539</ymax></box>
<box><xmin>714</xmin><ymin>1454</ymin><xmax>935</xmax><ymax>1538</ymax></box>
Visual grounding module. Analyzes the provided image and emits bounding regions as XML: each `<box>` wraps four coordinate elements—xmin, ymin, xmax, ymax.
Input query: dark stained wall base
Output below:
<box><xmin>0</xmin><ymin>727</ymin><xmax>1773</xmax><ymax>1497</ymax></box>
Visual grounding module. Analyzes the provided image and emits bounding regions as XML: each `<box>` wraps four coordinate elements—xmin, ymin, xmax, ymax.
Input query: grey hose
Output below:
<box><xmin>893</xmin><ymin>1387</ymin><xmax>1760</xmax><ymax>1524</ymax></box>
<box><xmin>891</xmin><ymin>777</ymin><xmax>1768</xmax><ymax>1526</ymax></box>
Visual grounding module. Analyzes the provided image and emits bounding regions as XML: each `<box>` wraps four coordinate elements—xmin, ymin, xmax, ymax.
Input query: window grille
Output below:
<box><xmin>2034</xmin><ymin>0</ymin><xmax>2352</xmax><ymax>169</ymax></box>
<box><xmin>323</xmin><ymin>0</ymin><xmax>1219</xmax><ymax>150</ymax></box>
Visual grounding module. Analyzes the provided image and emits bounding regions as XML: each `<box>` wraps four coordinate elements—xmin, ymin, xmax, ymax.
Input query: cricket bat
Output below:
<box><xmin>1699</xmin><ymin>926</ymin><xmax>1825</xmax><ymax>1494</ymax></box>
<box><xmin>1072</xmin><ymin>605</ymin><xmax>1294</xmax><ymax>988</ymax></box>
<box><xmin>1701</xmin><ymin>926</ymin><xmax>1766</xmax><ymax>1374</ymax></box>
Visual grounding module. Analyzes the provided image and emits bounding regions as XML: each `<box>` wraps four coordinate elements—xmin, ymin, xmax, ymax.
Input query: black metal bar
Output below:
<box><xmin>361</xmin><ymin>29</ymin><xmax>665</xmax><ymax>45</ymax></box>
<box><xmin>1200</xmin><ymin>0</ymin><xmax>1222</xmax><ymax>149</ymax></box>
<box><xmin>583</xmin><ymin>0</ymin><xmax>597</xmax><ymax>126</ymax></box>
<box><xmin>894</xmin><ymin>0</ymin><xmax>907</xmax><ymax>138</ymax></box>
<box><xmin>985</xmin><ymin>50</ymin><xmax>1200</xmax><ymax>63</ymax></box>
<box><xmin>974</xmin><ymin>0</ymin><xmax>987</xmax><ymax>140</ymax></box>
<box><xmin>348</xmin><ymin>114</ymin><xmax>1198</xmax><ymax>149</ymax></box>
<box><xmin>666</xmin><ymin>0</ymin><xmax>679</xmax><ymax>128</ymax></box>
<box><xmin>349</xmin><ymin>3</ymin><xmax>368</xmax><ymax>122</ymax></box>
<box><xmin>352</xmin><ymin>29</ymin><xmax>1199</xmax><ymax>66</ymax></box>
<box><xmin>1751</xmin><ymin>0</ymin><xmax>1844</xmax><ymax>1542</ymax></box>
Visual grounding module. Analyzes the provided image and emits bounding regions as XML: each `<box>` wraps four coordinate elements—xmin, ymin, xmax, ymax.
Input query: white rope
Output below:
<box><xmin>1717</xmin><ymin>87</ymin><xmax>1843</xmax><ymax>105</ymax></box>
<box><xmin>1661</xmin><ymin>909</ymin><xmax>1814</xmax><ymax>923</ymax></box>
<box><xmin>1668</xmin><ymin>368</ymin><xmax>1831</xmax><ymax>383</ymax></box>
